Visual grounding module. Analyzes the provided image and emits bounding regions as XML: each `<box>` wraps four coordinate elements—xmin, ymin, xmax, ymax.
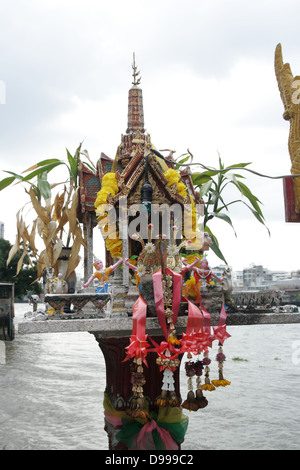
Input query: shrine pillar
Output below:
<box><xmin>92</xmin><ymin>333</ymin><xmax>183</xmax><ymax>450</ymax></box>
<box><xmin>83</xmin><ymin>212</ymin><xmax>95</xmax><ymax>281</ymax></box>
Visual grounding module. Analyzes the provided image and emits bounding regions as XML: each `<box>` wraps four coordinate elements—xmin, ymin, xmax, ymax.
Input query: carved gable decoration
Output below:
<box><xmin>110</xmin><ymin>152</ymin><xmax>192</xmax><ymax>207</ymax></box>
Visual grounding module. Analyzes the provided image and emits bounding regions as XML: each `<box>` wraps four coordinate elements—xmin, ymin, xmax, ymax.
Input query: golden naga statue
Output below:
<box><xmin>275</xmin><ymin>43</ymin><xmax>300</xmax><ymax>213</ymax></box>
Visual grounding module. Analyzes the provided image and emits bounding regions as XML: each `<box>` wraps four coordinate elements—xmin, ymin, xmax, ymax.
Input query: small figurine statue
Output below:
<box><xmin>124</xmin><ymin>258</ymin><xmax>142</xmax><ymax>292</ymax></box>
<box><xmin>52</xmin><ymin>273</ymin><xmax>68</xmax><ymax>294</ymax></box>
<box><xmin>191</xmin><ymin>256</ymin><xmax>223</xmax><ymax>302</ymax></box>
<box><xmin>82</xmin><ymin>257</ymin><xmax>123</xmax><ymax>290</ymax></box>
<box><xmin>180</xmin><ymin>256</ymin><xmax>201</xmax><ymax>276</ymax></box>
<box><xmin>45</xmin><ymin>267</ymin><xmax>55</xmax><ymax>294</ymax></box>
<box><xmin>182</xmin><ymin>256</ymin><xmax>224</xmax><ymax>302</ymax></box>
<box><xmin>29</xmin><ymin>294</ymin><xmax>40</xmax><ymax>312</ymax></box>
<box><xmin>192</xmin><ymin>257</ymin><xmax>223</xmax><ymax>285</ymax></box>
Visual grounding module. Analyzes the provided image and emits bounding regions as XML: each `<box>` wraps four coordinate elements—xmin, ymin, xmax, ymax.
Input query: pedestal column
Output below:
<box><xmin>93</xmin><ymin>334</ymin><xmax>183</xmax><ymax>450</ymax></box>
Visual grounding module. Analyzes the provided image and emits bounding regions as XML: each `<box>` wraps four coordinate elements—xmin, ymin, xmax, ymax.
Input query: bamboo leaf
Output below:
<box><xmin>23</xmin><ymin>159</ymin><xmax>62</xmax><ymax>173</ymax></box>
<box><xmin>223</xmin><ymin>172</ymin><xmax>238</xmax><ymax>183</ymax></box>
<box><xmin>28</xmin><ymin>187</ymin><xmax>51</xmax><ymax>224</ymax></box>
<box><xmin>205</xmin><ymin>226</ymin><xmax>228</xmax><ymax>265</ymax></box>
<box><xmin>66</xmin><ymin>148</ymin><xmax>77</xmax><ymax>184</ymax></box>
<box><xmin>210</xmin><ymin>211</ymin><xmax>237</xmax><ymax>236</ymax></box>
<box><xmin>233</xmin><ymin>180</ymin><xmax>264</xmax><ymax>216</ymax></box>
<box><xmin>67</xmin><ymin>191</ymin><xmax>78</xmax><ymax>236</ymax></box>
<box><xmin>239</xmin><ymin>200</ymin><xmax>270</xmax><ymax>235</ymax></box>
<box><xmin>52</xmin><ymin>192</ymin><xmax>62</xmax><ymax>222</ymax></box>
<box><xmin>177</xmin><ymin>155</ymin><xmax>191</xmax><ymax>164</ymax></box>
<box><xmin>191</xmin><ymin>170</ymin><xmax>219</xmax><ymax>187</ymax></box>
<box><xmin>52</xmin><ymin>239</ymin><xmax>64</xmax><ymax>267</ymax></box>
<box><xmin>6</xmin><ymin>235</ymin><xmax>19</xmax><ymax>266</ymax></box>
<box><xmin>65</xmin><ymin>235</ymin><xmax>81</xmax><ymax>280</ymax></box>
<box><xmin>227</xmin><ymin>162</ymin><xmax>252</xmax><ymax>169</ymax></box>
<box><xmin>29</xmin><ymin>220</ymin><xmax>37</xmax><ymax>255</ymax></box>
<box><xmin>45</xmin><ymin>221</ymin><xmax>57</xmax><ymax>247</ymax></box>
<box><xmin>199</xmin><ymin>180</ymin><xmax>213</xmax><ymax>199</ymax></box>
<box><xmin>36</xmin><ymin>252</ymin><xmax>46</xmax><ymax>280</ymax></box>
<box><xmin>22</xmin><ymin>162</ymin><xmax>63</xmax><ymax>181</ymax></box>
<box><xmin>16</xmin><ymin>246</ymin><xmax>28</xmax><ymax>276</ymax></box>
<box><xmin>37</xmin><ymin>173</ymin><xmax>51</xmax><ymax>201</ymax></box>
<box><xmin>0</xmin><ymin>175</ymin><xmax>16</xmax><ymax>190</ymax></box>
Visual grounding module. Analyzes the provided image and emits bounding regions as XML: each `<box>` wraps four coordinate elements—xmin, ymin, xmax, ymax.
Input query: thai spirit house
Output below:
<box><xmin>77</xmin><ymin>58</ymin><xmax>231</xmax><ymax>450</ymax></box>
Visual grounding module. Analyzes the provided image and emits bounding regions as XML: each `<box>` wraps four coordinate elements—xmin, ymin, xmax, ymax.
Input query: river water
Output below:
<box><xmin>1</xmin><ymin>303</ymin><xmax>300</xmax><ymax>450</ymax></box>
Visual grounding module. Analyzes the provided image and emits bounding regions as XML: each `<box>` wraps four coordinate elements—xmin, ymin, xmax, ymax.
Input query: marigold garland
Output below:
<box><xmin>163</xmin><ymin>169</ymin><xmax>198</xmax><ymax>242</ymax></box>
<box><xmin>95</xmin><ymin>172</ymin><xmax>122</xmax><ymax>258</ymax></box>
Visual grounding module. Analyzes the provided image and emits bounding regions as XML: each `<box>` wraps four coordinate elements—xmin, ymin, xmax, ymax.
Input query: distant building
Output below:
<box><xmin>243</xmin><ymin>264</ymin><xmax>266</xmax><ymax>288</ymax></box>
<box><xmin>212</xmin><ymin>265</ymin><xmax>228</xmax><ymax>280</ymax></box>
<box><xmin>0</xmin><ymin>222</ymin><xmax>4</xmax><ymax>239</ymax></box>
<box><xmin>228</xmin><ymin>264</ymin><xmax>296</xmax><ymax>291</ymax></box>
<box><xmin>232</xmin><ymin>271</ymin><xmax>243</xmax><ymax>289</ymax></box>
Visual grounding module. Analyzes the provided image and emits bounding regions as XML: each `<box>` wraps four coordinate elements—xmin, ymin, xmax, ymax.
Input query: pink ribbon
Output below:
<box><xmin>148</xmin><ymin>338</ymin><xmax>180</xmax><ymax>371</ymax></box>
<box><xmin>152</xmin><ymin>269</ymin><xmax>181</xmax><ymax>340</ymax></box>
<box><xmin>124</xmin><ymin>295</ymin><xmax>150</xmax><ymax>364</ymax></box>
<box><xmin>186</xmin><ymin>300</ymin><xmax>203</xmax><ymax>335</ymax></box>
<box><xmin>212</xmin><ymin>304</ymin><xmax>231</xmax><ymax>344</ymax></box>
<box><xmin>181</xmin><ymin>300</ymin><xmax>215</xmax><ymax>353</ymax></box>
<box><xmin>199</xmin><ymin>300</ymin><xmax>212</xmax><ymax>336</ymax></box>
<box><xmin>132</xmin><ymin>295</ymin><xmax>147</xmax><ymax>336</ymax></box>
<box><xmin>104</xmin><ymin>411</ymin><xmax>123</xmax><ymax>428</ymax></box>
<box><xmin>136</xmin><ymin>420</ymin><xmax>178</xmax><ymax>450</ymax></box>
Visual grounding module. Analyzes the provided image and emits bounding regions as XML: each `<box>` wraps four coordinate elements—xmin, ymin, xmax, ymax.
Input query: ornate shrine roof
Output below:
<box><xmin>78</xmin><ymin>55</ymin><xmax>198</xmax><ymax>218</ymax></box>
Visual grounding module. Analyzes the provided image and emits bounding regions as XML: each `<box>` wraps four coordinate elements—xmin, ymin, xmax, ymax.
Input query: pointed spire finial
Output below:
<box><xmin>132</xmin><ymin>52</ymin><xmax>141</xmax><ymax>86</ymax></box>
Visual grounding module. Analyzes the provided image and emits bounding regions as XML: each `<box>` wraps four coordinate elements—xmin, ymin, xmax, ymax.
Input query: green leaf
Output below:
<box><xmin>177</xmin><ymin>155</ymin><xmax>191</xmax><ymax>165</ymax></box>
<box><xmin>233</xmin><ymin>180</ymin><xmax>264</xmax><ymax>216</ymax></box>
<box><xmin>82</xmin><ymin>161</ymin><xmax>97</xmax><ymax>173</ymax></box>
<box><xmin>21</xmin><ymin>162</ymin><xmax>63</xmax><ymax>182</ymax></box>
<box><xmin>232</xmin><ymin>173</ymin><xmax>246</xmax><ymax>179</ymax></box>
<box><xmin>199</xmin><ymin>180</ymin><xmax>213</xmax><ymax>198</ymax></box>
<box><xmin>210</xmin><ymin>211</ymin><xmax>237</xmax><ymax>236</ymax></box>
<box><xmin>205</xmin><ymin>226</ymin><xmax>228</xmax><ymax>265</ymax></box>
<box><xmin>209</xmin><ymin>187</ymin><xmax>227</xmax><ymax>209</ymax></box>
<box><xmin>239</xmin><ymin>200</ymin><xmax>270</xmax><ymax>235</ymax></box>
<box><xmin>191</xmin><ymin>170</ymin><xmax>220</xmax><ymax>187</ymax></box>
<box><xmin>0</xmin><ymin>175</ymin><xmax>16</xmax><ymax>191</ymax></box>
<box><xmin>37</xmin><ymin>173</ymin><xmax>51</xmax><ymax>201</ymax></box>
<box><xmin>2</xmin><ymin>170</ymin><xmax>24</xmax><ymax>180</ymax></box>
<box><xmin>226</xmin><ymin>162</ymin><xmax>252</xmax><ymax>169</ymax></box>
<box><xmin>66</xmin><ymin>148</ymin><xmax>77</xmax><ymax>184</ymax></box>
<box><xmin>223</xmin><ymin>172</ymin><xmax>238</xmax><ymax>183</ymax></box>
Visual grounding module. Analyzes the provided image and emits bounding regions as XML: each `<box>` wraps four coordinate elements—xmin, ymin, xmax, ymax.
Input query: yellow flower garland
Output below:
<box><xmin>95</xmin><ymin>173</ymin><xmax>119</xmax><ymax>208</ymax></box>
<box><xmin>95</xmin><ymin>168</ymin><xmax>199</xmax><ymax>259</ymax></box>
<box><xmin>211</xmin><ymin>379</ymin><xmax>231</xmax><ymax>387</ymax></box>
<box><xmin>95</xmin><ymin>172</ymin><xmax>122</xmax><ymax>258</ymax></box>
<box><xmin>163</xmin><ymin>168</ymin><xmax>198</xmax><ymax>240</ymax></box>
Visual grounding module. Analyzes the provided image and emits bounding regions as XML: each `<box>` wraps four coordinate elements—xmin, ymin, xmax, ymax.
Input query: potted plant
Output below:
<box><xmin>0</xmin><ymin>142</ymin><xmax>95</xmax><ymax>291</ymax></box>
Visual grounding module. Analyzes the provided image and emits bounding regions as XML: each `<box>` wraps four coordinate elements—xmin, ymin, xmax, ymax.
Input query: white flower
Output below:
<box><xmin>136</xmin><ymin>264</ymin><xmax>146</xmax><ymax>277</ymax></box>
<box><xmin>144</xmin><ymin>242</ymin><xmax>155</xmax><ymax>254</ymax></box>
<box><xmin>167</xmin><ymin>244</ymin><xmax>179</xmax><ymax>256</ymax></box>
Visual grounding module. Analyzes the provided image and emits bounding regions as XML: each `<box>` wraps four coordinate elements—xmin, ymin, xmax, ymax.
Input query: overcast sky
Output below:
<box><xmin>1</xmin><ymin>0</ymin><xmax>300</xmax><ymax>273</ymax></box>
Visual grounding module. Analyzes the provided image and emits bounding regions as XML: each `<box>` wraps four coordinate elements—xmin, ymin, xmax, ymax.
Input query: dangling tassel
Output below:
<box><xmin>201</xmin><ymin>351</ymin><xmax>216</xmax><ymax>391</ymax></box>
<box><xmin>211</xmin><ymin>305</ymin><xmax>231</xmax><ymax>388</ymax></box>
<box><xmin>182</xmin><ymin>354</ymin><xmax>199</xmax><ymax>411</ymax></box>
<box><xmin>212</xmin><ymin>343</ymin><xmax>231</xmax><ymax>388</ymax></box>
<box><xmin>155</xmin><ymin>347</ymin><xmax>181</xmax><ymax>408</ymax></box>
<box><xmin>194</xmin><ymin>359</ymin><xmax>208</xmax><ymax>409</ymax></box>
<box><xmin>128</xmin><ymin>357</ymin><xmax>149</xmax><ymax>420</ymax></box>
